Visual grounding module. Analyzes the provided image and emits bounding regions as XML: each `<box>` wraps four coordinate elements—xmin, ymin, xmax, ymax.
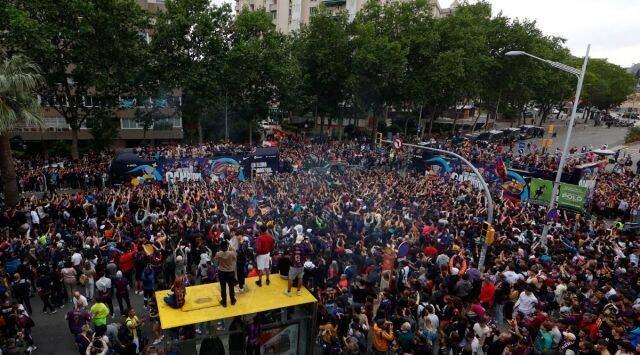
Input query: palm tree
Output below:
<box><xmin>0</xmin><ymin>54</ymin><xmax>43</xmax><ymax>206</ymax></box>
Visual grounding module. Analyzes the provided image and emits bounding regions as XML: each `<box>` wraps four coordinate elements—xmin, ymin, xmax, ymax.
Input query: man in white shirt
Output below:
<box><xmin>72</xmin><ymin>291</ymin><xmax>88</xmax><ymax>309</ymax></box>
<box><xmin>471</xmin><ymin>333</ymin><xmax>483</xmax><ymax>355</ymax></box>
<box><xmin>515</xmin><ymin>287</ymin><xmax>538</xmax><ymax>316</ymax></box>
<box><xmin>553</xmin><ymin>281</ymin><xmax>567</xmax><ymax>305</ymax></box>
<box><xmin>71</xmin><ymin>251</ymin><xmax>83</xmax><ymax>268</ymax></box>
<box><xmin>30</xmin><ymin>208</ymin><xmax>40</xmax><ymax>227</ymax></box>
<box><xmin>424</xmin><ymin>305</ymin><xmax>439</xmax><ymax>330</ymax></box>
<box><xmin>473</xmin><ymin>316</ymin><xmax>491</xmax><ymax>352</ymax></box>
<box><xmin>502</xmin><ymin>270</ymin><xmax>524</xmax><ymax>285</ymax></box>
<box><xmin>96</xmin><ymin>275</ymin><xmax>112</xmax><ymax>294</ymax></box>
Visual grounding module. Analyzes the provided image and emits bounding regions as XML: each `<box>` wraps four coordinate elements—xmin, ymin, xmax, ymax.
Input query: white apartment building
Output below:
<box><xmin>235</xmin><ymin>0</ymin><xmax>460</xmax><ymax>33</ymax></box>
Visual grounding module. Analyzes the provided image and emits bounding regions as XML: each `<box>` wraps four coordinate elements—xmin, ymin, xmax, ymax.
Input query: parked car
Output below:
<box><xmin>500</xmin><ymin>127</ymin><xmax>522</xmax><ymax>142</ymax></box>
<box><xmin>476</xmin><ymin>130</ymin><xmax>505</xmax><ymax>144</ymax></box>
<box><xmin>519</xmin><ymin>125</ymin><xmax>545</xmax><ymax>139</ymax></box>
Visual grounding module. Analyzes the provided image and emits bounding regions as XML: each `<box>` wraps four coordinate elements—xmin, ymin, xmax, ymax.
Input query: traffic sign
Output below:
<box><xmin>393</xmin><ymin>138</ymin><xmax>403</xmax><ymax>150</ymax></box>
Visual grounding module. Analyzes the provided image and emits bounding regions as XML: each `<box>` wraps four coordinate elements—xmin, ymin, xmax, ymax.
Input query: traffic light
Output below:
<box><xmin>481</xmin><ymin>221</ymin><xmax>495</xmax><ymax>245</ymax></box>
<box><xmin>375</xmin><ymin>132</ymin><xmax>383</xmax><ymax>146</ymax></box>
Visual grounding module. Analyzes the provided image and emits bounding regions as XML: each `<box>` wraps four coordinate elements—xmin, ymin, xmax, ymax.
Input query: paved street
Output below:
<box><xmin>30</xmin><ymin>288</ymin><xmax>147</xmax><ymax>355</ymax></box>
<box><xmin>494</xmin><ymin>117</ymin><xmax>640</xmax><ymax>162</ymax></box>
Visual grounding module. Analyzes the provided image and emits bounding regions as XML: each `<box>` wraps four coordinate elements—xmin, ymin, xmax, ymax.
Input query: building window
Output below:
<box><xmin>310</xmin><ymin>6</ymin><xmax>317</xmax><ymax>15</ymax></box>
<box><xmin>121</xmin><ymin>116</ymin><xmax>181</xmax><ymax>130</ymax></box>
<box><xmin>121</xmin><ymin>118</ymin><xmax>140</xmax><ymax>129</ymax></box>
<box><xmin>271</xmin><ymin>10</ymin><xmax>277</xmax><ymax>19</ymax></box>
<box><xmin>250</xmin><ymin>4</ymin><xmax>254</xmax><ymax>10</ymax></box>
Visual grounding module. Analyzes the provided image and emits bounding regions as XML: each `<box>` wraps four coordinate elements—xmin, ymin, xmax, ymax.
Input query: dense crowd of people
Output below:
<box><xmin>0</xmin><ymin>137</ymin><xmax>638</xmax><ymax>355</ymax></box>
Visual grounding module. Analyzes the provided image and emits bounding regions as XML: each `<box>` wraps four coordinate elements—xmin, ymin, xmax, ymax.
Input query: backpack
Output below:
<box><xmin>118</xmin><ymin>322</ymin><xmax>133</xmax><ymax>343</ymax></box>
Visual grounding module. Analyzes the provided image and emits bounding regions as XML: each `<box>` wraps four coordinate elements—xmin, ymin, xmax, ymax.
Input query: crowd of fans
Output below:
<box><xmin>0</xmin><ymin>137</ymin><xmax>638</xmax><ymax>355</ymax></box>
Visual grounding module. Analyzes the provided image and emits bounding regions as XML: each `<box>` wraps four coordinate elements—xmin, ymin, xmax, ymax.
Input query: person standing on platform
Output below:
<box><xmin>255</xmin><ymin>225</ymin><xmax>275</xmax><ymax>287</ymax></box>
<box><xmin>232</xmin><ymin>232</ymin><xmax>251</xmax><ymax>293</ymax></box>
<box><xmin>214</xmin><ymin>240</ymin><xmax>237</xmax><ymax>307</ymax></box>
<box><xmin>284</xmin><ymin>235</ymin><xmax>313</xmax><ymax>296</ymax></box>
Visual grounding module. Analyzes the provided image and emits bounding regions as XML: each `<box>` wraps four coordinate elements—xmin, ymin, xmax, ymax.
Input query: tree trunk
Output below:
<box><xmin>316</xmin><ymin>101</ymin><xmax>322</xmax><ymax>134</ymax></box>
<box><xmin>197</xmin><ymin>117</ymin><xmax>203</xmax><ymax>144</ymax></box>
<box><xmin>584</xmin><ymin>107</ymin><xmax>591</xmax><ymax>123</ymax></box>
<box><xmin>490</xmin><ymin>91</ymin><xmax>502</xmax><ymax>131</ymax></box>
<box><xmin>428</xmin><ymin>108</ymin><xmax>437</xmax><ymax>136</ymax></box>
<box><xmin>224</xmin><ymin>91</ymin><xmax>229</xmax><ymax>141</ymax></box>
<box><xmin>417</xmin><ymin>105</ymin><xmax>424</xmax><ymax>139</ymax></box>
<box><xmin>452</xmin><ymin>102</ymin><xmax>461</xmax><ymax>134</ymax></box>
<box><xmin>249</xmin><ymin>119</ymin><xmax>253</xmax><ymax>146</ymax></box>
<box><xmin>539</xmin><ymin>107</ymin><xmax>550</xmax><ymax>126</ymax></box>
<box><xmin>403</xmin><ymin>114</ymin><xmax>409</xmax><ymax>136</ymax></box>
<box><xmin>370</xmin><ymin>109</ymin><xmax>379</xmax><ymax>148</ymax></box>
<box><xmin>471</xmin><ymin>107</ymin><xmax>482</xmax><ymax>132</ymax></box>
<box><xmin>0</xmin><ymin>134</ymin><xmax>19</xmax><ymax>207</ymax></box>
<box><xmin>71</xmin><ymin>128</ymin><xmax>79</xmax><ymax>160</ymax></box>
<box><xmin>41</xmin><ymin>137</ymin><xmax>49</xmax><ymax>161</ymax></box>
<box><xmin>338</xmin><ymin>107</ymin><xmax>345</xmax><ymax>141</ymax></box>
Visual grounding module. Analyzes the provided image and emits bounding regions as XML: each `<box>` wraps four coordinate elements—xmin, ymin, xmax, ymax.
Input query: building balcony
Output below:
<box><xmin>10</xmin><ymin>116</ymin><xmax>183</xmax><ymax>141</ymax></box>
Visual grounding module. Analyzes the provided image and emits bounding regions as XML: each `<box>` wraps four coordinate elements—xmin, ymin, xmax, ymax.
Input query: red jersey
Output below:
<box><xmin>424</xmin><ymin>246</ymin><xmax>438</xmax><ymax>258</ymax></box>
<box><xmin>119</xmin><ymin>251</ymin><xmax>135</xmax><ymax>273</ymax></box>
<box><xmin>256</xmin><ymin>233</ymin><xmax>275</xmax><ymax>255</ymax></box>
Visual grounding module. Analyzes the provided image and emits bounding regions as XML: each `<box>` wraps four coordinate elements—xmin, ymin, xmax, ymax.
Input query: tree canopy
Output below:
<box><xmin>1</xmin><ymin>0</ymin><xmax>636</xmax><ymax>145</ymax></box>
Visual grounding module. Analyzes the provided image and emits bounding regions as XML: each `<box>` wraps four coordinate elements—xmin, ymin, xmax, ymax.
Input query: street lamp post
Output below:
<box><xmin>506</xmin><ymin>45</ymin><xmax>591</xmax><ymax>247</ymax></box>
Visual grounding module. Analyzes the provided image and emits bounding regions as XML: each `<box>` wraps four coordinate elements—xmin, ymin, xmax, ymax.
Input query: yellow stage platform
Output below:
<box><xmin>155</xmin><ymin>276</ymin><xmax>317</xmax><ymax>329</ymax></box>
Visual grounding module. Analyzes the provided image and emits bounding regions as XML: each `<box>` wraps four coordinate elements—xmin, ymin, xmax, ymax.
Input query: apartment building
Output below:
<box><xmin>235</xmin><ymin>0</ymin><xmax>460</xmax><ymax>32</ymax></box>
<box><xmin>10</xmin><ymin>0</ymin><xmax>183</xmax><ymax>148</ymax></box>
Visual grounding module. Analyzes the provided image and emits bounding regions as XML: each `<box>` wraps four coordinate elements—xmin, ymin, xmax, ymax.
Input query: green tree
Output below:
<box><xmin>376</xmin><ymin>0</ymin><xmax>439</xmax><ymax>136</ymax></box>
<box><xmin>525</xmin><ymin>36</ymin><xmax>574</xmax><ymax>125</ymax></box>
<box><xmin>87</xmin><ymin>111</ymin><xmax>119</xmax><ymax>152</ymax></box>
<box><xmin>0</xmin><ymin>55</ymin><xmax>43</xmax><ymax>206</ymax></box>
<box><xmin>435</xmin><ymin>2</ymin><xmax>493</xmax><ymax>133</ymax></box>
<box><xmin>351</xmin><ymin>1</ymin><xmax>407</xmax><ymax>145</ymax></box>
<box><xmin>484</xmin><ymin>16</ymin><xmax>544</xmax><ymax>127</ymax></box>
<box><xmin>152</xmin><ymin>0</ymin><xmax>233</xmax><ymax>143</ymax></box>
<box><xmin>296</xmin><ymin>8</ymin><xmax>351</xmax><ymax>135</ymax></box>
<box><xmin>227</xmin><ymin>10</ymin><xmax>298</xmax><ymax>144</ymax></box>
<box><xmin>581</xmin><ymin>58</ymin><xmax>636</xmax><ymax>112</ymax></box>
<box><xmin>1</xmin><ymin>0</ymin><xmax>151</xmax><ymax>158</ymax></box>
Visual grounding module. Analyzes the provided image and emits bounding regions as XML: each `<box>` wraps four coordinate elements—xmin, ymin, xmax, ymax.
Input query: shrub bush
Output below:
<box><xmin>625</xmin><ymin>126</ymin><xmax>640</xmax><ymax>143</ymax></box>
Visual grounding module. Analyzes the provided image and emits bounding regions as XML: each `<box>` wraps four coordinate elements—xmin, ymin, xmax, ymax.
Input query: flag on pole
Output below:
<box><xmin>495</xmin><ymin>158</ymin><xmax>508</xmax><ymax>180</ymax></box>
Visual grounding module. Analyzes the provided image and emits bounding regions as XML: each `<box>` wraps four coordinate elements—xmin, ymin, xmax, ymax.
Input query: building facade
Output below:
<box><xmin>9</xmin><ymin>0</ymin><xmax>183</xmax><ymax>148</ymax></box>
<box><xmin>235</xmin><ymin>0</ymin><xmax>459</xmax><ymax>33</ymax></box>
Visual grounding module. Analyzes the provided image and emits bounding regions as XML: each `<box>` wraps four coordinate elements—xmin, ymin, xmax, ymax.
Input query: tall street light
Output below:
<box><xmin>506</xmin><ymin>45</ymin><xmax>590</xmax><ymax>247</ymax></box>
